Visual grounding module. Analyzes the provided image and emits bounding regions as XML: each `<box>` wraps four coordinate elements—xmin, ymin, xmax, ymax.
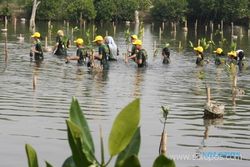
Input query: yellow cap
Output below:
<box><xmin>57</xmin><ymin>30</ymin><xmax>64</xmax><ymax>36</ymax></box>
<box><xmin>228</xmin><ymin>51</ymin><xmax>237</xmax><ymax>57</ymax></box>
<box><xmin>133</xmin><ymin>39</ymin><xmax>142</xmax><ymax>46</ymax></box>
<box><xmin>74</xmin><ymin>38</ymin><xmax>84</xmax><ymax>45</ymax></box>
<box><xmin>131</xmin><ymin>34</ymin><xmax>138</xmax><ymax>40</ymax></box>
<box><xmin>31</xmin><ymin>32</ymin><xmax>41</xmax><ymax>38</ymax></box>
<box><xmin>194</xmin><ymin>46</ymin><xmax>203</xmax><ymax>53</ymax></box>
<box><xmin>93</xmin><ymin>35</ymin><xmax>103</xmax><ymax>42</ymax></box>
<box><xmin>214</xmin><ymin>48</ymin><xmax>223</xmax><ymax>54</ymax></box>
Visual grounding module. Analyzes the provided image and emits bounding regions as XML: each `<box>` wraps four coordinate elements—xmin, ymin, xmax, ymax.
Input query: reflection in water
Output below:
<box><xmin>133</xmin><ymin>69</ymin><xmax>145</xmax><ymax>97</ymax></box>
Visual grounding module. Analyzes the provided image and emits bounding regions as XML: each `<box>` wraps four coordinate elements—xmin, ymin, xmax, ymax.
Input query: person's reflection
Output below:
<box><xmin>32</xmin><ymin>61</ymin><xmax>42</xmax><ymax>90</ymax></box>
<box><xmin>88</xmin><ymin>69</ymin><xmax>109</xmax><ymax>93</ymax></box>
<box><xmin>193</xmin><ymin>67</ymin><xmax>205</xmax><ymax>95</ymax></box>
<box><xmin>133</xmin><ymin>68</ymin><xmax>145</xmax><ymax>97</ymax></box>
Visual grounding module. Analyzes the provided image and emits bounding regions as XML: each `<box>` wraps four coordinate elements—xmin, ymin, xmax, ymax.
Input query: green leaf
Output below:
<box><xmin>45</xmin><ymin>161</ymin><xmax>53</xmax><ymax>167</ymax></box>
<box><xmin>120</xmin><ymin>155</ymin><xmax>141</xmax><ymax>167</ymax></box>
<box><xmin>153</xmin><ymin>154</ymin><xmax>176</xmax><ymax>167</ymax></box>
<box><xmin>115</xmin><ymin>128</ymin><xmax>141</xmax><ymax>167</ymax></box>
<box><xmin>109</xmin><ymin>99</ymin><xmax>140</xmax><ymax>156</ymax></box>
<box><xmin>62</xmin><ymin>156</ymin><xmax>76</xmax><ymax>167</ymax></box>
<box><xmin>25</xmin><ymin>144</ymin><xmax>39</xmax><ymax>167</ymax></box>
<box><xmin>66</xmin><ymin>120</ymin><xmax>93</xmax><ymax>167</ymax></box>
<box><xmin>69</xmin><ymin>97</ymin><xmax>95</xmax><ymax>161</ymax></box>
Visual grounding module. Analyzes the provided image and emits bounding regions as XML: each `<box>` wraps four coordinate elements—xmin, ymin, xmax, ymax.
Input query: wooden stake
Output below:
<box><xmin>221</xmin><ymin>20</ymin><xmax>223</xmax><ymax>30</ymax></box>
<box><xmin>45</xmin><ymin>36</ymin><xmax>48</xmax><ymax>49</ymax></box>
<box><xmin>14</xmin><ymin>17</ymin><xmax>17</xmax><ymax>32</ymax></box>
<box><xmin>159</xmin><ymin>27</ymin><xmax>162</xmax><ymax>40</ymax></box>
<box><xmin>113</xmin><ymin>25</ymin><xmax>116</xmax><ymax>36</ymax></box>
<box><xmin>231</xmin><ymin>22</ymin><xmax>234</xmax><ymax>36</ymax></box>
<box><xmin>178</xmin><ymin>41</ymin><xmax>182</xmax><ymax>49</ymax></box>
<box><xmin>206</xmin><ymin>87</ymin><xmax>211</xmax><ymax>104</ymax></box>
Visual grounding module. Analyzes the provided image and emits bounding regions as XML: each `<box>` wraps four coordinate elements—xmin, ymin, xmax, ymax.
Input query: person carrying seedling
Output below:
<box><xmin>128</xmin><ymin>39</ymin><xmax>148</xmax><ymax>68</ymax></box>
<box><xmin>213</xmin><ymin>48</ymin><xmax>225</xmax><ymax>65</ymax></box>
<box><xmin>30</xmin><ymin>32</ymin><xmax>43</xmax><ymax>62</ymax></box>
<box><xmin>93</xmin><ymin>35</ymin><xmax>110</xmax><ymax>70</ymax></box>
<box><xmin>194</xmin><ymin>46</ymin><xmax>204</xmax><ymax>66</ymax></box>
<box><xmin>53</xmin><ymin>30</ymin><xmax>70</xmax><ymax>57</ymax></box>
<box><xmin>65</xmin><ymin>38</ymin><xmax>89</xmax><ymax>66</ymax></box>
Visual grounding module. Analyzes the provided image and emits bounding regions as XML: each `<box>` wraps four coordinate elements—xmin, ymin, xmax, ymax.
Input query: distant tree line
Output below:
<box><xmin>1</xmin><ymin>0</ymin><xmax>250</xmax><ymax>24</ymax></box>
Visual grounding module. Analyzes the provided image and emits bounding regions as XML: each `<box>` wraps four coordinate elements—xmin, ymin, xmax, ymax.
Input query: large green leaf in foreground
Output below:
<box><xmin>25</xmin><ymin>144</ymin><xmax>39</xmax><ymax>167</ymax></box>
<box><xmin>115</xmin><ymin>127</ymin><xmax>141</xmax><ymax>167</ymax></box>
<box><xmin>69</xmin><ymin>97</ymin><xmax>95</xmax><ymax>161</ymax></box>
<box><xmin>108</xmin><ymin>99</ymin><xmax>140</xmax><ymax>156</ymax></box>
<box><xmin>66</xmin><ymin>120</ymin><xmax>92</xmax><ymax>167</ymax></box>
<box><xmin>153</xmin><ymin>154</ymin><xmax>176</xmax><ymax>167</ymax></box>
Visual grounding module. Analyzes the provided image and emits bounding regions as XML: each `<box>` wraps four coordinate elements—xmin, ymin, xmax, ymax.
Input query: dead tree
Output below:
<box><xmin>30</xmin><ymin>0</ymin><xmax>41</xmax><ymax>32</ymax></box>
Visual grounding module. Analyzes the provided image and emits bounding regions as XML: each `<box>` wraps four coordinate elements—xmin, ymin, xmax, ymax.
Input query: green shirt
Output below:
<box><xmin>34</xmin><ymin>41</ymin><xmax>43</xmax><ymax>61</ymax></box>
<box><xmin>99</xmin><ymin>44</ymin><xmax>109</xmax><ymax>70</ymax></box>
<box><xmin>131</xmin><ymin>44</ymin><xmax>137</xmax><ymax>56</ymax></box>
<box><xmin>55</xmin><ymin>36</ymin><xmax>69</xmax><ymax>56</ymax></box>
<box><xmin>76</xmin><ymin>47</ymin><xmax>88</xmax><ymax>65</ymax></box>
<box><xmin>136</xmin><ymin>49</ymin><xmax>147</xmax><ymax>68</ymax></box>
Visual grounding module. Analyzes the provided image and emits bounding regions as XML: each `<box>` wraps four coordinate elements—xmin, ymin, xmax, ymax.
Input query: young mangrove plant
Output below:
<box><xmin>25</xmin><ymin>98</ymin><xmax>175</xmax><ymax>167</ymax></box>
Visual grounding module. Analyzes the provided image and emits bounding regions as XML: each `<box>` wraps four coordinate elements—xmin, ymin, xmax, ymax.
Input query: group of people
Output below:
<box><xmin>30</xmin><ymin>30</ymin><xmax>150</xmax><ymax>70</ymax></box>
<box><xmin>193</xmin><ymin>46</ymin><xmax>246</xmax><ymax>70</ymax></box>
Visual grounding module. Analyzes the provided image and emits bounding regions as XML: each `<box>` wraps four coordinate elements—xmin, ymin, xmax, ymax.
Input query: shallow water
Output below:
<box><xmin>0</xmin><ymin>21</ymin><xmax>250</xmax><ymax>167</ymax></box>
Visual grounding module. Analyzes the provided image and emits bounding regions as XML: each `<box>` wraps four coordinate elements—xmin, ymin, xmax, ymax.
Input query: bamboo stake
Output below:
<box><xmin>159</xmin><ymin>27</ymin><xmax>162</xmax><ymax>40</ymax></box>
<box><xmin>14</xmin><ymin>17</ymin><xmax>17</xmax><ymax>33</ymax></box>
<box><xmin>206</xmin><ymin>87</ymin><xmax>211</xmax><ymax>104</ymax></box>
<box><xmin>4</xmin><ymin>33</ymin><xmax>8</xmax><ymax>64</ymax></box>
<box><xmin>45</xmin><ymin>36</ymin><xmax>48</xmax><ymax>49</ymax></box>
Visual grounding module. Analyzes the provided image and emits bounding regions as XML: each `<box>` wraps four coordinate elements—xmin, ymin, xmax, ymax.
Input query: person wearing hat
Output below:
<box><xmin>53</xmin><ymin>30</ymin><xmax>70</xmax><ymax>56</ymax></box>
<box><xmin>194</xmin><ymin>46</ymin><xmax>204</xmax><ymax>66</ymax></box>
<box><xmin>162</xmin><ymin>43</ymin><xmax>170</xmax><ymax>64</ymax></box>
<box><xmin>128</xmin><ymin>34</ymin><xmax>138</xmax><ymax>61</ymax></box>
<box><xmin>104</xmin><ymin>36</ymin><xmax>118</xmax><ymax>61</ymax></box>
<box><xmin>30</xmin><ymin>32</ymin><xmax>43</xmax><ymax>61</ymax></box>
<box><xmin>65</xmin><ymin>38</ymin><xmax>89</xmax><ymax>65</ymax></box>
<box><xmin>128</xmin><ymin>39</ymin><xmax>147</xmax><ymax>68</ymax></box>
<box><xmin>93</xmin><ymin>35</ymin><xmax>109</xmax><ymax>70</ymax></box>
<box><xmin>227</xmin><ymin>51</ymin><xmax>237</xmax><ymax>65</ymax></box>
<box><xmin>213</xmin><ymin>48</ymin><xmax>225</xmax><ymax>65</ymax></box>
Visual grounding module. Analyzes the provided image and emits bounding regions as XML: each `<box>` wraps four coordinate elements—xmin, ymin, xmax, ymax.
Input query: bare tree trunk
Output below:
<box><xmin>30</xmin><ymin>0</ymin><xmax>41</xmax><ymax>32</ymax></box>
<box><xmin>135</xmin><ymin>10</ymin><xmax>139</xmax><ymax>24</ymax></box>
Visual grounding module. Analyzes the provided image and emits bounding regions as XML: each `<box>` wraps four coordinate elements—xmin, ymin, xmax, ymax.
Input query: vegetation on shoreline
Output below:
<box><xmin>1</xmin><ymin>0</ymin><xmax>250</xmax><ymax>25</ymax></box>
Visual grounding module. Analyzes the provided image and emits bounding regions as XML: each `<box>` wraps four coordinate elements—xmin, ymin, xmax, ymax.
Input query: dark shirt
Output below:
<box><xmin>136</xmin><ymin>49</ymin><xmax>147</xmax><ymax>68</ymax></box>
<box><xmin>99</xmin><ymin>44</ymin><xmax>109</xmax><ymax>70</ymax></box>
<box><xmin>196</xmin><ymin>53</ymin><xmax>204</xmax><ymax>65</ymax></box>
<box><xmin>162</xmin><ymin>47</ymin><xmax>170</xmax><ymax>64</ymax></box>
<box><xmin>76</xmin><ymin>47</ymin><xmax>88</xmax><ymax>65</ymax></box>
<box><xmin>34</xmin><ymin>41</ymin><xmax>43</xmax><ymax>61</ymax></box>
<box><xmin>55</xmin><ymin>36</ymin><xmax>69</xmax><ymax>56</ymax></box>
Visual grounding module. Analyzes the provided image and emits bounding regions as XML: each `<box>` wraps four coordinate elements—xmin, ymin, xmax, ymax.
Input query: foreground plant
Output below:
<box><xmin>25</xmin><ymin>98</ymin><xmax>175</xmax><ymax>167</ymax></box>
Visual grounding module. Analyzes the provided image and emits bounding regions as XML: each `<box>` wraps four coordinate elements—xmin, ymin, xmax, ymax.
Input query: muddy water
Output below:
<box><xmin>0</xmin><ymin>21</ymin><xmax>250</xmax><ymax>167</ymax></box>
